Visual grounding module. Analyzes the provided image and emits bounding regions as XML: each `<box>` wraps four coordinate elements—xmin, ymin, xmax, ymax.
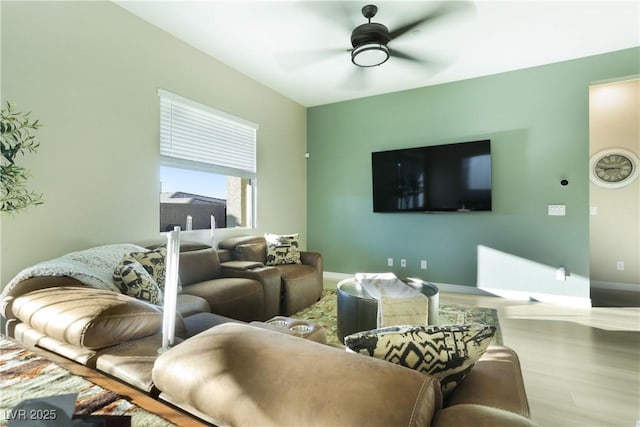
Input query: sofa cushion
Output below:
<box><xmin>176</xmin><ymin>294</ymin><xmax>210</xmax><ymax>318</ymax></box>
<box><xmin>432</xmin><ymin>404</ymin><xmax>537</xmax><ymax>427</ymax></box>
<box><xmin>265</xmin><ymin>233</ymin><xmax>301</xmax><ymax>265</ymax></box>
<box><xmin>113</xmin><ymin>255</ymin><xmax>163</xmax><ymax>305</ymax></box>
<box><xmin>95</xmin><ymin>333</ymin><xmax>167</xmax><ymax>393</ymax></box>
<box><xmin>12</xmin><ymin>287</ymin><xmax>164</xmax><ymax>350</ymax></box>
<box><xmin>178</xmin><ymin>248</ymin><xmax>222</xmax><ymax>286</ymax></box>
<box><xmin>182</xmin><ymin>278</ymin><xmax>264</xmax><ymax>322</ymax></box>
<box><xmin>344</xmin><ymin>324</ymin><xmax>496</xmax><ymax>396</ymax></box>
<box><xmin>235</xmin><ymin>243</ymin><xmax>267</xmax><ymax>264</ymax></box>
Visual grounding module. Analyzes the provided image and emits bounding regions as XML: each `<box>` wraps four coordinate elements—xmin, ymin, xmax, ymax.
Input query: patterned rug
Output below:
<box><xmin>292</xmin><ymin>289</ymin><xmax>502</xmax><ymax>347</ymax></box>
<box><xmin>0</xmin><ymin>338</ymin><xmax>175</xmax><ymax>426</ymax></box>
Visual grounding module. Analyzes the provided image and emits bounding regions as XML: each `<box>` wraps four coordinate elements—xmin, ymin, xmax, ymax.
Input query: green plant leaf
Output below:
<box><xmin>0</xmin><ymin>101</ymin><xmax>44</xmax><ymax>213</ymax></box>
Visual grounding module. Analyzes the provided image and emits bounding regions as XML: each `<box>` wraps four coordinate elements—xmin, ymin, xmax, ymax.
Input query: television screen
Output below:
<box><xmin>371</xmin><ymin>140</ymin><xmax>492</xmax><ymax>213</ymax></box>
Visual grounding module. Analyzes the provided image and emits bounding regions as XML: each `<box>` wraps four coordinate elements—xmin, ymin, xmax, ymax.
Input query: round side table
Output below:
<box><xmin>336</xmin><ymin>277</ymin><xmax>439</xmax><ymax>343</ymax></box>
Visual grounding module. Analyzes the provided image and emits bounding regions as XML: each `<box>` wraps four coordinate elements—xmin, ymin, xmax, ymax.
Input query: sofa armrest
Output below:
<box><xmin>1</xmin><ymin>276</ymin><xmax>84</xmax><ymax>320</ymax></box>
<box><xmin>300</xmin><ymin>251</ymin><xmax>323</xmax><ymax>273</ymax></box>
<box><xmin>220</xmin><ymin>265</ymin><xmax>281</xmax><ymax>319</ymax></box>
<box><xmin>221</xmin><ymin>260</ymin><xmax>264</xmax><ymax>270</ymax></box>
<box><xmin>217</xmin><ymin>249</ymin><xmax>232</xmax><ymax>263</ymax></box>
<box><xmin>153</xmin><ymin>323</ymin><xmax>442</xmax><ymax>427</ymax></box>
<box><xmin>433</xmin><ymin>404</ymin><xmax>537</xmax><ymax>427</ymax></box>
<box><xmin>12</xmin><ymin>287</ymin><xmax>169</xmax><ymax>350</ymax></box>
<box><xmin>446</xmin><ymin>345</ymin><xmax>531</xmax><ymax>418</ymax></box>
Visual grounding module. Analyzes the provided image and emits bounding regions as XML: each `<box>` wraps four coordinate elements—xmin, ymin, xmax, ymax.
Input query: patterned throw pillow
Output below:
<box><xmin>113</xmin><ymin>255</ymin><xmax>164</xmax><ymax>305</ymax></box>
<box><xmin>265</xmin><ymin>233</ymin><xmax>302</xmax><ymax>265</ymax></box>
<box><xmin>344</xmin><ymin>324</ymin><xmax>496</xmax><ymax>396</ymax></box>
<box><xmin>129</xmin><ymin>246</ymin><xmax>167</xmax><ymax>290</ymax></box>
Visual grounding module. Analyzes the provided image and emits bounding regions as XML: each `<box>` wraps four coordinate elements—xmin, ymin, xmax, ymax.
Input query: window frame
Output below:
<box><xmin>158</xmin><ymin>89</ymin><xmax>258</xmax><ymax>230</ymax></box>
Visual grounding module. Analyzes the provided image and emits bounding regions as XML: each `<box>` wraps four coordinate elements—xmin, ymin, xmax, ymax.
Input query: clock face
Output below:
<box><xmin>594</xmin><ymin>154</ymin><xmax>633</xmax><ymax>183</ymax></box>
<box><xmin>590</xmin><ymin>149</ymin><xmax>640</xmax><ymax>189</ymax></box>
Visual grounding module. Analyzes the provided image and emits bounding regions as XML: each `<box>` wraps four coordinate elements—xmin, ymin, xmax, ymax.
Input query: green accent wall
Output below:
<box><xmin>307</xmin><ymin>48</ymin><xmax>639</xmax><ymax>298</ymax></box>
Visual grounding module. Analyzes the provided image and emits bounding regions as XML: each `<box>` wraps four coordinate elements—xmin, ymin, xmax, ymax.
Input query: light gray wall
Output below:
<box><xmin>1</xmin><ymin>1</ymin><xmax>307</xmax><ymax>284</ymax></box>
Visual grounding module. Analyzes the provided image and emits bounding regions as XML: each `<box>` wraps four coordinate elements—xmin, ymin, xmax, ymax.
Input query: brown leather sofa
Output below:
<box><xmin>218</xmin><ymin>235</ymin><xmax>324</xmax><ymax>315</ymax></box>
<box><xmin>1</xmin><ymin>242</ymin><xmax>535</xmax><ymax>426</ymax></box>
<box><xmin>0</xmin><ymin>241</ymin><xmax>284</xmax><ymax>391</ymax></box>
<box><xmin>1</xmin><ymin>241</ymin><xmax>279</xmax><ymax>324</ymax></box>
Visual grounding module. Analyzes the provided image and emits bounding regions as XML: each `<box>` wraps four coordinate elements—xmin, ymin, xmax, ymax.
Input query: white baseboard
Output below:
<box><xmin>323</xmin><ymin>271</ymin><xmax>594</xmax><ymax>307</ymax></box>
<box><xmin>480</xmin><ymin>287</ymin><xmax>592</xmax><ymax>308</ymax></box>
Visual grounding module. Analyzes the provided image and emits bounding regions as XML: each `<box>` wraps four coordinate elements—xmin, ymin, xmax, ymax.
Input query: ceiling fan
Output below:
<box><xmin>276</xmin><ymin>2</ymin><xmax>472</xmax><ymax>88</ymax></box>
<box><xmin>350</xmin><ymin>4</ymin><xmax>411</xmax><ymax>67</ymax></box>
<box><xmin>347</xmin><ymin>2</ymin><xmax>470</xmax><ymax>68</ymax></box>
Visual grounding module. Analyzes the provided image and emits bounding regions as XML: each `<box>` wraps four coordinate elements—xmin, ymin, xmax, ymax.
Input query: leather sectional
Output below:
<box><xmin>0</xmin><ymin>239</ymin><xmax>536</xmax><ymax>426</ymax></box>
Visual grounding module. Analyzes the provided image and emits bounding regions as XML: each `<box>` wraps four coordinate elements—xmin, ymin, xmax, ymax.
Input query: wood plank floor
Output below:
<box><xmin>24</xmin><ymin>345</ymin><xmax>209</xmax><ymax>426</ymax></box>
<box><xmin>23</xmin><ymin>285</ymin><xmax>640</xmax><ymax>427</ymax></box>
<box><xmin>440</xmin><ymin>290</ymin><xmax>640</xmax><ymax>427</ymax></box>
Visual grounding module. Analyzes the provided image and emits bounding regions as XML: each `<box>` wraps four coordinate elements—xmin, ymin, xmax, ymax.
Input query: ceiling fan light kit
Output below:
<box><xmin>351</xmin><ymin>43</ymin><xmax>389</xmax><ymax>67</ymax></box>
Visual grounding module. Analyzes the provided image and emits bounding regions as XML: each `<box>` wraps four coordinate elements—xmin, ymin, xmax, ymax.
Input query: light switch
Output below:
<box><xmin>548</xmin><ymin>205</ymin><xmax>566</xmax><ymax>216</ymax></box>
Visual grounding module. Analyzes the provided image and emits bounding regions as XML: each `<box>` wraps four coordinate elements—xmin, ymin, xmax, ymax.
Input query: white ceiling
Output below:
<box><xmin>115</xmin><ymin>1</ymin><xmax>640</xmax><ymax>107</ymax></box>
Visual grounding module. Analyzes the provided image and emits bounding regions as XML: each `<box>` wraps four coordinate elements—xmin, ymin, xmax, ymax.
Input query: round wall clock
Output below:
<box><xmin>589</xmin><ymin>148</ymin><xmax>639</xmax><ymax>189</ymax></box>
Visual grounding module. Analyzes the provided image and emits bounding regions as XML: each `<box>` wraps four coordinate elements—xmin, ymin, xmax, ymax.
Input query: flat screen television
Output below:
<box><xmin>371</xmin><ymin>139</ymin><xmax>492</xmax><ymax>213</ymax></box>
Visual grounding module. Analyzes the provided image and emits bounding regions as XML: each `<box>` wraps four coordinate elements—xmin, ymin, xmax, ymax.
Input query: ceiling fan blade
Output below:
<box><xmin>390</xmin><ymin>49</ymin><xmax>449</xmax><ymax>74</ymax></box>
<box><xmin>388</xmin><ymin>1</ymin><xmax>472</xmax><ymax>41</ymax></box>
<box><xmin>389</xmin><ymin>49</ymin><xmax>424</xmax><ymax>63</ymax></box>
<box><xmin>300</xmin><ymin>1</ymin><xmax>356</xmax><ymax>34</ymax></box>
<box><xmin>339</xmin><ymin>66</ymin><xmax>369</xmax><ymax>91</ymax></box>
<box><xmin>275</xmin><ymin>48</ymin><xmax>347</xmax><ymax>71</ymax></box>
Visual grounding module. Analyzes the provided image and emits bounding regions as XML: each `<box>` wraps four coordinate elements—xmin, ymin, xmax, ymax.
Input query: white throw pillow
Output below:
<box><xmin>265</xmin><ymin>233</ymin><xmax>302</xmax><ymax>265</ymax></box>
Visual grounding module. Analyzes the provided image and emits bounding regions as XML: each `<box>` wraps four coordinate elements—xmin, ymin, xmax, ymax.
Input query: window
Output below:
<box><xmin>159</xmin><ymin>90</ymin><xmax>257</xmax><ymax>232</ymax></box>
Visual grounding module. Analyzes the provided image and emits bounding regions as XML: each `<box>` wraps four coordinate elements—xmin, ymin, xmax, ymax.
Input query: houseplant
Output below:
<box><xmin>0</xmin><ymin>101</ymin><xmax>43</xmax><ymax>213</ymax></box>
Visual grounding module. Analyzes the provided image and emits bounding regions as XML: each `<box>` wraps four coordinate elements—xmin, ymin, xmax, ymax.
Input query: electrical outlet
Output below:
<box><xmin>617</xmin><ymin>261</ymin><xmax>625</xmax><ymax>271</ymax></box>
<box><xmin>420</xmin><ymin>260</ymin><xmax>428</xmax><ymax>270</ymax></box>
<box><xmin>387</xmin><ymin>258</ymin><xmax>393</xmax><ymax>267</ymax></box>
<box><xmin>400</xmin><ymin>259</ymin><xmax>407</xmax><ymax>267</ymax></box>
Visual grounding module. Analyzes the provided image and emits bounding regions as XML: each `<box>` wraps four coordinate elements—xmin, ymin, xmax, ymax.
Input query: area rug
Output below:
<box><xmin>292</xmin><ymin>289</ymin><xmax>502</xmax><ymax>347</ymax></box>
<box><xmin>0</xmin><ymin>338</ymin><xmax>175</xmax><ymax>426</ymax></box>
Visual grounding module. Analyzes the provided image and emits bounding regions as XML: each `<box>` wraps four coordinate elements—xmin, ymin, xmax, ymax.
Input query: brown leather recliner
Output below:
<box><xmin>218</xmin><ymin>235</ymin><xmax>323</xmax><ymax>315</ymax></box>
<box><xmin>178</xmin><ymin>247</ymin><xmax>270</xmax><ymax>322</ymax></box>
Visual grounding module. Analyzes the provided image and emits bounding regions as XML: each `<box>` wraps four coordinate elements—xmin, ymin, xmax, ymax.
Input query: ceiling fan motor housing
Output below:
<box><xmin>350</xmin><ymin>23</ymin><xmax>391</xmax><ymax>49</ymax></box>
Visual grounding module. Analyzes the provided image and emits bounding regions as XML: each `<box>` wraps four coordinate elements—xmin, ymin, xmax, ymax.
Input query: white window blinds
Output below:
<box><xmin>159</xmin><ymin>89</ymin><xmax>258</xmax><ymax>178</ymax></box>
